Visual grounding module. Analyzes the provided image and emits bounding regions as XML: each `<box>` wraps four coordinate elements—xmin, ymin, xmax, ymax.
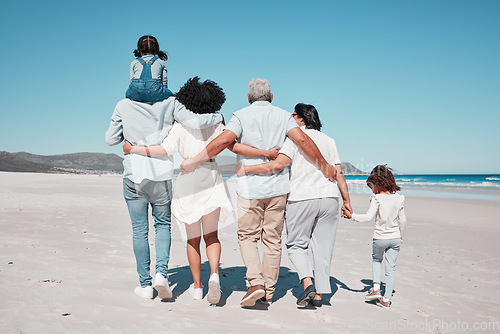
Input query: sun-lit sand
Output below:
<box><xmin>1</xmin><ymin>172</ymin><xmax>499</xmax><ymax>333</ymax></box>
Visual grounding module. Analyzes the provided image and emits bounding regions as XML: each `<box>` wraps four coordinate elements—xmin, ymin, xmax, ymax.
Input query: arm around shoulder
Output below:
<box><xmin>287</xmin><ymin>127</ymin><xmax>336</xmax><ymax>180</ymax></box>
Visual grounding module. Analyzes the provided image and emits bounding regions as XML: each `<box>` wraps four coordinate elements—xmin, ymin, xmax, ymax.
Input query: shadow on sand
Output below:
<box><xmin>162</xmin><ymin>263</ymin><xmax>378</xmax><ymax>308</ymax></box>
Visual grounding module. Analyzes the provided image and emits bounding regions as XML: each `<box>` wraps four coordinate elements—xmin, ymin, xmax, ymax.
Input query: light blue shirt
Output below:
<box><xmin>106</xmin><ymin>97</ymin><xmax>223</xmax><ymax>183</ymax></box>
<box><xmin>225</xmin><ymin>101</ymin><xmax>298</xmax><ymax>199</ymax></box>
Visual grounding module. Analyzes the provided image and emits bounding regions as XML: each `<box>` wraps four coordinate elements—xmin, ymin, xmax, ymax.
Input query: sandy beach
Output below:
<box><xmin>1</xmin><ymin>172</ymin><xmax>499</xmax><ymax>333</ymax></box>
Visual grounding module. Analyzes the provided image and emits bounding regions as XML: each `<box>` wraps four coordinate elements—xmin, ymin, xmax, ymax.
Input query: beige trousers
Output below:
<box><xmin>237</xmin><ymin>194</ymin><xmax>287</xmax><ymax>299</ymax></box>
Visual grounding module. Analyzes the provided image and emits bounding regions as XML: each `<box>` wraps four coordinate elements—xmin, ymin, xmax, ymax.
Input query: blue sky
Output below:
<box><xmin>0</xmin><ymin>0</ymin><xmax>499</xmax><ymax>174</ymax></box>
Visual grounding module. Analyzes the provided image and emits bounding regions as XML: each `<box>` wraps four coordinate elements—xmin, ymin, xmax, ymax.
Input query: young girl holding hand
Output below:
<box><xmin>345</xmin><ymin>165</ymin><xmax>406</xmax><ymax>309</ymax></box>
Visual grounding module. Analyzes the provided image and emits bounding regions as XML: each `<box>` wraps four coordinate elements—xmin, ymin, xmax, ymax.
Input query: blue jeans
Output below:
<box><xmin>123</xmin><ymin>177</ymin><xmax>172</xmax><ymax>287</ymax></box>
<box><xmin>126</xmin><ymin>79</ymin><xmax>173</xmax><ymax>103</ymax></box>
<box><xmin>372</xmin><ymin>238</ymin><xmax>401</xmax><ymax>300</ymax></box>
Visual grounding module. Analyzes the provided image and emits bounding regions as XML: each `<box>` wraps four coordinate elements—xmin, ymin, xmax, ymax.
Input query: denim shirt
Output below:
<box><xmin>106</xmin><ymin>97</ymin><xmax>223</xmax><ymax>183</ymax></box>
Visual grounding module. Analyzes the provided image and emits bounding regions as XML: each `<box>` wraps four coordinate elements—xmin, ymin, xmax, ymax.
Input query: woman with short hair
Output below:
<box><xmin>237</xmin><ymin>103</ymin><xmax>352</xmax><ymax>307</ymax></box>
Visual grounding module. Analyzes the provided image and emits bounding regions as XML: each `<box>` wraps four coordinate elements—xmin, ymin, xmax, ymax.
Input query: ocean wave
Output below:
<box><xmin>486</xmin><ymin>177</ymin><xmax>500</xmax><ymax>181</ymax></box>
<box><xmin>347</xmin><ymin>180</ymin><xmax>369</xmax><ymax>185</ymax></box>
<box><xmin>346</xmin><ymin>180</ymin><xmax>500</xmax><ymax>188</ymax></box>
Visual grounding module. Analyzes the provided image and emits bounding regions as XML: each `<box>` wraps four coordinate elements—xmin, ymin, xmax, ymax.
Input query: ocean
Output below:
<box><xmin>224</xmin><ymin>174</ymin><xmax>500</xmax><ymax>202</ymax></box>
<box><xmin>345</xmin><ymin>174</ymin><xmax>500</xmax><ymax>201</ymax></box>
<box><xmin>223</xmin><ymin>174</ymin><xmax>500</xmax><ymax>201</ymax></box>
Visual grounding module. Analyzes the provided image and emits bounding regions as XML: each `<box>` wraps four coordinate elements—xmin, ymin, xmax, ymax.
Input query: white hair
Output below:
<box><xmin>248</xmin><ymin>78</ymin><xmax>271</xmax><ymax>102</ymax></box>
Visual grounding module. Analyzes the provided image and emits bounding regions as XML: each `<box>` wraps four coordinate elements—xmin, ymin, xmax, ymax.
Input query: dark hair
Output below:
<box><xmin>366</xmin><ymin>165</ymin><xmax>401</xmax><ymax>193</ymax></box>
<box><xmin>175</xmin><ymin>77</ymin><xmax>226</xmax><ymax>114</ymax></box>
<box><xmin>294</xmin><ymin>103</ymin><xmax>322</xmax><ymax>131</ymax></box>
<box><xmin>133</xmin><ymin>35</ymin><xmax>168</xmax><ymax>60</ymax></box>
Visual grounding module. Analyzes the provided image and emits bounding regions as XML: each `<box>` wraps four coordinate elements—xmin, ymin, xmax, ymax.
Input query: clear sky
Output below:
<box><xmin>1</xmin><ymin>0</ymin><xmax>499</xmax><ymax>174</ymax></box>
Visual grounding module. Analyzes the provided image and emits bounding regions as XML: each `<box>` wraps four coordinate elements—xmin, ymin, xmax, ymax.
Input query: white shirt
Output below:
<box><xmin>225</xmin><ymin>101</ymin><xmax>298</xmax><ymax>199</ymax></box>
<box><xmin>351</xmin><ymin>193</ymin><xmax>407</xmax><ymax>239</ymax></box>
<box><xmin>279</xmin><ymin>126</ymin><xmax>341</xmax><ymax>201</ymax></box>
<box><xmin>161</xmin><ymin>122</ymin><xmax>224</xmax><ymax>158</ymax></box>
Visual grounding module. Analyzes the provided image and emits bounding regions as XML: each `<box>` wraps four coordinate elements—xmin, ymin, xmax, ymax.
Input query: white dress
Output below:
<box><xmin>161</xmin><ymin>122</ymin><xmax>235</xmax><ymax>234</ymax></box>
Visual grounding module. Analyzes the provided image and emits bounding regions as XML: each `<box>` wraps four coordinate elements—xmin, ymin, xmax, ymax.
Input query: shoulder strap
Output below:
<box><xmin>147</xmin><ymin>55</ymin><xmax>158</xmax><ymax>64</ymax></box>
<box><xmin>136</xmin><ymin>57</ymin><xmax>146</xmax><ymax>65</ymax></box>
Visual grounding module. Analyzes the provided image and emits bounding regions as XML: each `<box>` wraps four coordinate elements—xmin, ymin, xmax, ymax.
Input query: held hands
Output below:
<box><xmin>267</xmin><ymin>147</ymin><xmax>281</xmax><ymax>160</ymax></box>
<box><xmin>123</xmin><ymin>140</ymin><xmax>133</xmax><ymax>155</ymax></box>
<box><xmin>341</xmin><ymin>202</ymin><xmax>353</xmax><ymax>219</ymax></box>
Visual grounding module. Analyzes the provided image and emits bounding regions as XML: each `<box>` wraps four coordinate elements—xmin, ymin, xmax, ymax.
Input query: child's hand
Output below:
<box><xmin>342</xmin><ymin>207</ymin><xmax>353</xmax><ymax>219</ymax></box>
<box><xmin>123</xmin><ymin>140</ymin><xmax>133</xmax><ymax>155</ymax></box>
<box><xmin>342</xmin><ymin>202</ymin><xmax>353</xmax><ymax>215</ymax></box>
<box><xmin>341</xmin><ymin>203</ymin><xmax>353</xmax><ymax>219</ymax></box>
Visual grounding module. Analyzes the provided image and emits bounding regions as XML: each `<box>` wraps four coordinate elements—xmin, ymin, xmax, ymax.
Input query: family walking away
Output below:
<box><xmin>105</xmin><ymin>35</ymin><xmax>408</xmax><ymax>310</ymax></box>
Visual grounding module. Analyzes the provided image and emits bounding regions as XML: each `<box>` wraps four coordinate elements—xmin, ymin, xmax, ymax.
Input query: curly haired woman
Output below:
<box><xmin>123</xmin><ymin>77</ymin><xmax>233</xmax><ymax>305</ymax></box>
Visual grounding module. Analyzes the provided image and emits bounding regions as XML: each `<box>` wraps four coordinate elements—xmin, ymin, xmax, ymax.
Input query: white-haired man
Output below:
<box><xmin>181</xmin><ymin>78</ymin><xmax>336</xmax><ymax>307</ymax></box>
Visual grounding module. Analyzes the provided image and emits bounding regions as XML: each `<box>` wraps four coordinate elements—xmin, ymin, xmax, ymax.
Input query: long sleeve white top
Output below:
<box><xmin>351</xmin><ymin>193</ymin><xmax>407</xmax><ymax>239</ymax></box>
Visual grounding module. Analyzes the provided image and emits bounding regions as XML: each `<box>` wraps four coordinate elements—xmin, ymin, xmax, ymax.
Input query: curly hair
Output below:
<box><xmin>175</xmin><ymin>77</ymin><xmax>226</xmax><ymax>114</ymax></box>
<box><xmin>133</xmin><ymin>35</ymin><xmax>168</xmax><ymax>60</ymax></box>
<box><xmin>366</xmin><ymin>164</ymin><xmax>401</xmax><ymax>193</ymax></box>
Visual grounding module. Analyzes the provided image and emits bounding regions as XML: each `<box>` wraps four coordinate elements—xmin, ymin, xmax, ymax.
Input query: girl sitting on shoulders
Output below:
<box><xmin>126</xmin><ymin>35</ymin><xmax>173</xmax><ymax>103</ymax></box>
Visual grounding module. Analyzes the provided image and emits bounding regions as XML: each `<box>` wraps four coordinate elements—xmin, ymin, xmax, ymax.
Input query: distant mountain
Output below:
<box><xmin>0</xmin><ymin>151</ymin><xmax>123</xmax><ymax>174</ymax></box>
<box><xmin>0</xmin><ymin>151</ymin><xmax>364</xmax><ymax>175</ymax></box>
<box><xmin>341</xmin><ymin>162</ymin><xmax>365</xmax><ymax>175</ymax></box>
<box><xmin>0</xmin><ymin>151</ymin><xmax>54</xmax><ymax>173</ymax></box>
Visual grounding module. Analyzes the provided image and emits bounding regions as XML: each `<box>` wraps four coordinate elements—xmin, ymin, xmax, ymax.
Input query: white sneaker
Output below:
<box><xmin>134</xmin><ymin>285</ymin><xmax>153</xmax><ymax>299</ymax></box>
<box><xmin>189</xmin><ymin>284</ymin><xmax>203</xmax><ymax>300</ymax></box>
<box><xmin>153</xmin><ymin>273</ymin><xmax>173</xmax><ymax>299</ymax></box>
<box><xmin>207</xmin><ymin>273</ymin><xmax>221</xmax><ymax>305</ymax></box>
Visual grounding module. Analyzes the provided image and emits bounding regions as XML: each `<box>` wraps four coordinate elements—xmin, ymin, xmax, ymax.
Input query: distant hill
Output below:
<box><xmin>0</xmin><ymin>151</ymin><xmax>54</xmax><ymax>173</ymax></box>
<box><xmin>0</xmin><ymin>151</ymin><xmax>123</xmax><ymax>174</ymax></box>
<box><xmin>0</xmin><ymin>151</ymin><xmax>364</xmax><ymax>175</ymax></box>
<box><xmin>341</xmin><ymin>162</ymin><xmax>365</xmax><ymax>175</ymax></box>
